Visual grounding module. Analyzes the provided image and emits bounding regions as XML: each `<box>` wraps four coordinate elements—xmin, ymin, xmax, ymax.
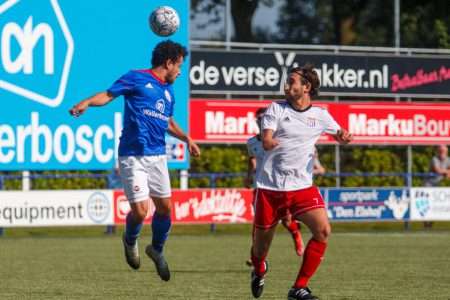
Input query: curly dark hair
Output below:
<box><xmin>256</xmin><ymin>107</ymin><xmax>267</xmax><ymax>116</ymax></box>
<box><xmin>288</xmin><ymin>63</ymin><xmax>320</xmax><ymax>96</ymax></box>
<box><xmin>151</xmin><ymin>40</ymin><xmax>188</xmax><ymax>68</ymax></box>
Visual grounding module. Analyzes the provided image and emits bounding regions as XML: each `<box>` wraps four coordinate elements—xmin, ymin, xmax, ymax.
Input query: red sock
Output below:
<box><xmin>286</xmin><ymin>220</ymin><xmax>299</xmax><ymax>234</ymax></box>
<box><xmin>294</xmin><ymin>239</ymin><xmax>327</xmax><ymax>288</ymax></box>
<box><xmin>251</xmin><ymin>250</ymin><xmax>267</xmax><ymax>276</ymax></box>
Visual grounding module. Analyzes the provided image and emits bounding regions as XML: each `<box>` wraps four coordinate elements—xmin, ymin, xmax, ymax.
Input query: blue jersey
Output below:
<box><xmin>107</xmin><ymin>69</ymin><xmax>175</xmax><ymax>156</ymax></box>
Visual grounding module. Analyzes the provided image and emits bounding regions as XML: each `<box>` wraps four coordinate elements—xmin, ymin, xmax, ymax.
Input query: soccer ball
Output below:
<box><xmin>149</xmin><ymin>6</ymin><xmax>180</xmax><ymax>37</ymax></box>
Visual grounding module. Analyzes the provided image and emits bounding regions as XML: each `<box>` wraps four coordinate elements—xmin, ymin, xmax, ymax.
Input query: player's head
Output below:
<box><xmin>284</xmin><ymin>64</ymin><xmax>320</xmax><ymax>102</ymax></box>
<box><xmin>255</xmin><ymin>107</ymin><xmax>267</xmax><ymax>136</ymax></box>
<box><xmin>436</xmin><ymin>144</ymin><xmax>448</xmax><ymax>158</ymax></box>
<box><xmin>151</xmin><ymin>40</ymin><xmax>188</xmax><ymax>84</ymax></box>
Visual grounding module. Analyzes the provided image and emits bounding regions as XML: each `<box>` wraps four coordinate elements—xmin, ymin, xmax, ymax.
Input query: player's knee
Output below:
<box><xmin>133</xmin><ymin>209</ymin><xmax>147</xmax><ymax>222</ymax></box>
<box><xmin>313</xmin><ymin>224</ymin><xmax>331</xmax><ymax>242</ymax></box>
<box><xmin>323</xmin><ymin>224</ymin><xmax>331</xmax><ymax>239</ymax></box>
<box><xmin>155</xmin><ymin>206</ymin><xmax>171</xmax><ymax>216</ymax></box>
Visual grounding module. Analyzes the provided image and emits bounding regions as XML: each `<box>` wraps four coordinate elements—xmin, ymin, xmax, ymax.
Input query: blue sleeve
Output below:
<box><xmin>169</xmin><ymin>87</ymin><xmax>176</xmax><ymax>117</ymax></box>
<box><xmin>107</xmin><ymin>71</ymin><xmax>136</xmax><ymax>97</ymax></box>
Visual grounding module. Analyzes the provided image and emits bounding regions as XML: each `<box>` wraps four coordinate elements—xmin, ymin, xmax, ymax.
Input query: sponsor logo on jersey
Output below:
<box><xmin>307</xmin><ymin>117</ymin><xmax>317</xmax><ymax>128</ymax></box>
<box><xmin>143</xmin><ymin>108</ymin><xmax>169</xmax><ymax>121</ymax></box>
<box><xmin>155</xmin><ymin>99</ymin><xmax>165</xmax><ymax>113</ymax></box>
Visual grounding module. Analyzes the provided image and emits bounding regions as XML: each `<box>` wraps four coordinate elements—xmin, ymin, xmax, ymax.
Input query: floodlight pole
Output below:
<box><xmin>334</xmin><ymin>96</ymin><xmax>341</xmax><ymax>188</ymax></box>
<box><xmin>225</xmin><ymin>0</ymin><xmax>232</xmax><ymax>50</ymax></box>
<box><xmin>180</xmin><ymin>170</ymin><xmax>188</xmax><ymax>190</ymax></box>
<box><xmin>394</xmin><ymin>0</ymin><xmax>410</xmax><ymax>230</ymax></box>
<box><xmin>22</xmin><ymin>171</ymin><xmax>30</xmax><ymax>191</ymax></box>
<box><xmin>394</xmin><ymin>0</ymin><xmax>400</xmax><ymax>49</ymax></box>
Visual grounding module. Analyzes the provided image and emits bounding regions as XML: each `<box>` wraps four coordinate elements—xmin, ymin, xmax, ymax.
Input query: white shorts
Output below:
<box><xmin>118</xmin><ymin>155</ymin><xmax>171</xmax><ymax>203</ymax></box>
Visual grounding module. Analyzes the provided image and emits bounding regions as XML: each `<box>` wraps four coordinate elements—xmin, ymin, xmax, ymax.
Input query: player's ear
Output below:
<box><xmin>304</xmin><ymin>82</ymin><xmax>312</xmax><ymax>93</ymax></box>
<box><xmin>164</xmin><ymin>59</ymin><xmax>173</xmax><ymax>69</ymax></box>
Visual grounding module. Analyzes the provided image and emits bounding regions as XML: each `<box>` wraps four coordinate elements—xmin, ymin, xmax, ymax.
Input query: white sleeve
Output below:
<box><xmin>262</xmin><ymin>102</ymin><xmax>279</xmax><ymax>131</ymax></box>
<box><xmin>321</xmin><ymin>109</ymin><xmax>340</xmax><ymax>135</ymax></box>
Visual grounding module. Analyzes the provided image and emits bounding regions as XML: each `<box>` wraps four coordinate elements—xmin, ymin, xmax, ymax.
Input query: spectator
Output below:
<box><xmin>424</xmin><ymin>145</ymin><xmax>450</xmax><ymax>229</ymax></box>
<box><xmin>426</xmin><ymin>145</ymin><xmax>450</xmax><ymax>187</ymax></box>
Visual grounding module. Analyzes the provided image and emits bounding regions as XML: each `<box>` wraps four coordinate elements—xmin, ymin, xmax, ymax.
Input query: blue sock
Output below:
<box><xmin>151</xmin><ymin>213</ymin><xmax>171</xmax><ymax>253</ymax></box>
<box><xmin>125</xmin><ymin>212</ymin><xmax>143</xmax><ymax>245</ymax></box>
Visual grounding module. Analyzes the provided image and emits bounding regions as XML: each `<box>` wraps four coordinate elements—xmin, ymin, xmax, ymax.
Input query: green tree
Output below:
<box><xmin>276</xmin><ymin>0</ymin><xmax>395</xmax><ymax>46</ymax></box>
<box><xmin>191</xmin><ymin>0</ymin><xmax>274</xmax><ymax>42</ymax></box>
<box><xmin>340</xmin><ymin>146</ymin><xmax>406</xmax><ymax>187</ymax></box>
<box><xmin>401</xmin><ymin>0</ymin><xmax>450</xmax><ymax>48</ymax></box>
<box><xmin>188</xmin><ymin>145</ymin><xmax>248</xmax><ymax>187</ymax></box>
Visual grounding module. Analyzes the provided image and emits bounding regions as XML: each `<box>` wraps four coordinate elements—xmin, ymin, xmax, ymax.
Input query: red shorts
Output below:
<box><xmin>254</xmin><ymin>186</ymin><xmax>325</xmax><ymax>229</ymax></box>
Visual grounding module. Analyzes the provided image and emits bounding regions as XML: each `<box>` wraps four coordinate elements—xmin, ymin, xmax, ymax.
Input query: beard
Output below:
<box><xmin>285</xmin><ymin>93</ymin><xmax>298</xmax><ymax>103</ymax></box>
<box><xmin>166</xmin><ymin>74</ymin><xmax>177</xmax><ymax>84</ymax></box>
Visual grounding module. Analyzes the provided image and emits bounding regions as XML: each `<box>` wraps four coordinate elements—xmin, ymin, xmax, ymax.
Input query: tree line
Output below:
<box><xmin>192</xmin><ymin>0</ymin><xmax>450</xmax><ymax>48</ymax></box>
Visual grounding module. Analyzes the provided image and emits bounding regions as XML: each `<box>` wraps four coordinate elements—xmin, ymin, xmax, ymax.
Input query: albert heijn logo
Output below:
<box><xmin>0</xmin><ymin>0</ymin><xmax>73</xmax><ymax>107</ymax></box>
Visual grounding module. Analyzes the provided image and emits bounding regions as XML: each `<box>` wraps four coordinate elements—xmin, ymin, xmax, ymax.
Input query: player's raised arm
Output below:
<box><xmin>167</xmin><ymin>118</ymin><xmax>201</xmax><ymax>157</ymax></box>
<box><xmin>69</xmin><ymin>91</ymin><xmax>115</xmax><ymax>117</ymax></box>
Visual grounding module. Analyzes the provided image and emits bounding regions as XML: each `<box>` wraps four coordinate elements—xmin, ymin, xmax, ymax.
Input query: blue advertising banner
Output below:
<box><xmin>326</xmin><ymin>188</ymin><xmax>410</xmax><ymax>221</ymax></box>
<box><xmin>0</xmin><ymin>0</ymin><xmax>190</xmax><ymax>170</ymax></box>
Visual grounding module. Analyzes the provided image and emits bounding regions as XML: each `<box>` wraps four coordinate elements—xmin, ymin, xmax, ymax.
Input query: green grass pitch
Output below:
<box><xmin>1</xmin><ymin>225</ymin><xmax>450</xmax><ymax>300</ymax></box>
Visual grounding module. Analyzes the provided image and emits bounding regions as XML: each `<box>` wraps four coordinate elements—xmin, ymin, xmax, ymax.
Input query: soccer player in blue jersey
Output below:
<box><xmin>69</xmin><ymin>40</ymin><xmax>200</xmax><ymax>281</ymax></box>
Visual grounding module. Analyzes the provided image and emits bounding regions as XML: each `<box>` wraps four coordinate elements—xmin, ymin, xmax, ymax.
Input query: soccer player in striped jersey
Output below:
<box><xmin>250</xmin><ymin>65</ymin><xmax>353</xmax><ymax>300</ymax></box>
<box><xmin>69</xmin><ymin>40</ymin><xmax>200</xmax><ymax>281</ymax></box>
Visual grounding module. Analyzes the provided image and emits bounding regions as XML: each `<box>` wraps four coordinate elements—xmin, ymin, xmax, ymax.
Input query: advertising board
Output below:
<box><xmin>0</xmin><ymin>0</ymin><xmax>190</xmax><ymax>170</ymax></box>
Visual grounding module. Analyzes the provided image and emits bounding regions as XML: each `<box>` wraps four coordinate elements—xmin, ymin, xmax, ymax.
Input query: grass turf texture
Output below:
<box><xmin>1</xmin><ymin>224</ymin><xmax>450</xmax><ymax>300</ymax></box>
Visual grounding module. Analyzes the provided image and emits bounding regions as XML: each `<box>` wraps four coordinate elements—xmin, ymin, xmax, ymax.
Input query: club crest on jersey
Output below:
<box><xmin>145</xmin><ymin>82</ymin><xmax>153</xmax><ymax>89</ymax></box>
<box><xmin>306</xmin><ymin>117</ymin><xmax>317</xmax><ymax>127</ymax></box>
<box><xmin>164</xmin><ymin>90</ymin><xmax>172</xmax><ymax>102</ymax></box>
<box><xmin>155</xmin><ymin>99</ymin><xmax>165</xmax><ymax>113</ymax></box>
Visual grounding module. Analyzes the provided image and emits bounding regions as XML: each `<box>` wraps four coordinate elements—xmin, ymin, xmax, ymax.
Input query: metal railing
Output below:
<box><xmin>0</xmin><ymin>171</ymin><xmax>438</xmax><ymax>190</ymax></box>
<box><xmin>191</xmin><ymin>40</ymin><xmax>450</xmax><ymax>55</ymax></box>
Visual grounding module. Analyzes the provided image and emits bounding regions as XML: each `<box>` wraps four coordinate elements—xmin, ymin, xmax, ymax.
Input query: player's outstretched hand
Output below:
<box><xmin>69</xmin><ymin>101</ymin><xmax>89</xmax><ymax>117</ymax></box>
<box><xmin>188</xmin><ymin>140</ymin><xmax>201</xmax><ymax>157</ymax></box>
<box><xmin>335</xmin><ymin>129</ymin><xmax>353</xmax><ymax>144</ymax></box>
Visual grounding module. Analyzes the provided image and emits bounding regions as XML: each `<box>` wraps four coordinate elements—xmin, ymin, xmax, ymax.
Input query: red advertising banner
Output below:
<box><xmin>113</xmin><ymin>188</ymin><xmax>254</xmax><ymax>224</ymax></box>
<box><xmin>331</xmin><ymin>102</ymin><xmax>450</xmax><ymax>145</ymax></box>
<box><xmin>190</xmin><ymin>99</ymin><xmax>450</xmax><ymax>145</ymax></box>
<box><xmin>190</xmin><ymin>100</ymin><xmax>271</xmax><ymax>143</ymax></box>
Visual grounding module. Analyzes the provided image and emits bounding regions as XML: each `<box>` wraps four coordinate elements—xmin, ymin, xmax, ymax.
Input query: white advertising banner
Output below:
<box><xmin>410</xmin><ymin>188</ymin><xmax>450</xmax><ymax>221</ymax></box>
<box><xmin>0</xmin><ymin>190</ymin><xmax>113</xmax><ymax>227</ymax></box>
